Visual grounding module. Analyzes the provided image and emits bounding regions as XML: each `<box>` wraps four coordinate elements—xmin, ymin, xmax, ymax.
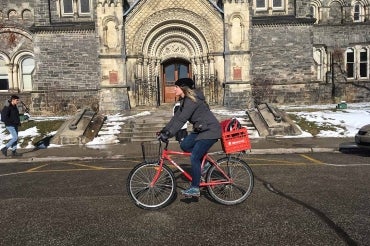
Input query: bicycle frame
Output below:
<box><xmin>150</xmin><ymin>141</ymin><xmax>233</xmax><ymax>188</ymax></box>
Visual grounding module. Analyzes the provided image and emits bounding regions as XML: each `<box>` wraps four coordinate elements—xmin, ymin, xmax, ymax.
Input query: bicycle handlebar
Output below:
<box><xmin>157</xmin><ymin>136</ymin><xmax>169</xmax><ymax>150</ymax></box>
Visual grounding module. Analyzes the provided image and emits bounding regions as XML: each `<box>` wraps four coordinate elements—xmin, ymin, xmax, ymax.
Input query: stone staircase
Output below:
<box><xmin>115</xmin><ymin>104</ymin><xmax>257</xmax><ymax>143</ymax></box>
<box><xmin>247</xmin><ymin>103</ymin><xmax>302</xmax><ymax>137</ymax></box>
<box><xmin>48</xmin><ymin>103</ymin><xmax>301</xmax><ymax>145</ymax></box>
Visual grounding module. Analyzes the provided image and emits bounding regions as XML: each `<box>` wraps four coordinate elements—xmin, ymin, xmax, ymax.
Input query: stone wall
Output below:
<box><xmin>251</xmin><ymin>24</ymin><xmax>314</xmax><ymax>84</ymax></box>
<box><xmin>31</xmin><ymin>31</ymin><xmax>100</xmax><ymax>113</ymax></box>
<box><xmin>313</xmin><ymin>24</ymin><xmax>370</xmax><ymax>47</ymax></box>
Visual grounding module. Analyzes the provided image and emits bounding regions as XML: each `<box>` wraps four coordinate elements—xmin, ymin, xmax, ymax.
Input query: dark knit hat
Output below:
<box><xmin>175</xmin><ymin>78</ymin><xmax>195</xmax><ymax>89</ymax></box>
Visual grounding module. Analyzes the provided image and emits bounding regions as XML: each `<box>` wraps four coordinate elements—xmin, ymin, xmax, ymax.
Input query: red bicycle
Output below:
<box><xmin>126</xmin><ymin>140</ymin><xmax>254</xmax><ymax>210</ymax></box>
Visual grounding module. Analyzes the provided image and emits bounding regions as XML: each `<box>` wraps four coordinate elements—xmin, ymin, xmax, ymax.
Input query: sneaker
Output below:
<box><xmin>11</xmin><ymin>151</ymin><xmax>22</xmax><ymax>157</ymax></box>
<box><xmin>181</xmin><ymin>187</ymin><xmax>200</xmax><ymax>197</ymax></box>
<box><xmin>1</xmin><ymin>147</ymin><xmax>7</xmax><ymax>157</ymax></box>
<box><xmin>201</xmin><ymin>161</ymin><xmax>211</xmax><ymax>176</ymax></box>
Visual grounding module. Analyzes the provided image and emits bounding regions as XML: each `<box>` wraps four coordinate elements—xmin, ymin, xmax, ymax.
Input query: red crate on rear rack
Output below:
<box><xmin>221</xmin><ymin>127</ymin><xmax>251</xmax><ymax>154</ymax></box>
<box><xmin>220</xmin><ymin>118</ymin><xmax>252</xmax><ymax>154</ymax></box>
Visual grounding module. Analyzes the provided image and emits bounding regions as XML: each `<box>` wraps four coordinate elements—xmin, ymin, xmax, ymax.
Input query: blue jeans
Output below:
<box><xmin>5</xmin><ymin>126</ymin><xmax>18</xmax><ymax>151</ymax></box>
<box><xmin>180</xmin><ymin>133</ymin><xmax>218</xmax><ymax>188</ymax></box>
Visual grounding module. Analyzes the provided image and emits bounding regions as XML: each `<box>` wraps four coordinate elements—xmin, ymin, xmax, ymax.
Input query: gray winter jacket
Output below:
<box><xmin>164</xmin><ymin>90</ymin><xmax>221</xmax><ymax>140</ymax></box>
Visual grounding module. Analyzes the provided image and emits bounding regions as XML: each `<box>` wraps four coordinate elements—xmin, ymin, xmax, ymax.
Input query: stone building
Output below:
<box><xmin>0</xmin><ymin>0</ymin><xmax>369</xmax><ymax>114</ymax></box>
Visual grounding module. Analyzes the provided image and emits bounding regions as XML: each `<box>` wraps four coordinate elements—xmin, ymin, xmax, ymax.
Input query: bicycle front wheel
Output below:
<box><xmin>126</xmin><ymin>162</ymin><xmax>176</xmax><ymax>210</ymax></box>
<box><xmin>206</xmin><ymin>156</ymin><xmax>254</xmax><ymax>205</ymax></box>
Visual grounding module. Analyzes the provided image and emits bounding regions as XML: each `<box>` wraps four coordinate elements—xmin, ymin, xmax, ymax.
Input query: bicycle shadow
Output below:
<box><xmin>180</xmin><ymin>196</ymin><xmax>199</xmax><ymax>204</ymax></box>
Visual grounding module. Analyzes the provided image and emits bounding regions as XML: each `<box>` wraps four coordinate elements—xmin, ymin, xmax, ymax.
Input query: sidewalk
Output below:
<box><xmin>0</xmin><ymin>137</ymin><xmax>353</xmax><ymax>163</ymax></box>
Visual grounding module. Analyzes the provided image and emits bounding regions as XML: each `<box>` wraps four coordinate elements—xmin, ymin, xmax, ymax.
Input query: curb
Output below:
<box><xmin>0</xmin><ymin>147</ymin><xmax>339</xmax><ymax>164</ymax></box>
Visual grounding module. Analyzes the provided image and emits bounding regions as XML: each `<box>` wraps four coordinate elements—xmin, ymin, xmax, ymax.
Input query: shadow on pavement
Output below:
<box><xmin>339</xmin><ymin>142</ymin><xmax>370</xmax><ymax>157</ymax></box>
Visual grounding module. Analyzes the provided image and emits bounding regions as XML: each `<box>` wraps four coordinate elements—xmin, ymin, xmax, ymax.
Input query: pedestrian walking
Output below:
<box><xmin>1</xmin><ymin>95</ymin><xmax>22</xmax><ymax>157</ymax></box>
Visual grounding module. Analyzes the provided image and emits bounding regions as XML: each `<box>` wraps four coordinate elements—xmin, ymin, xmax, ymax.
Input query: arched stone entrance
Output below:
<box><xmin>127</xmin><ymin>7</ymin><xmax>224</xmax><ymax>107</ymax></box>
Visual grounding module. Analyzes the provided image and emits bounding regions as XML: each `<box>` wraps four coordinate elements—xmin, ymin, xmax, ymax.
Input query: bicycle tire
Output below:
<box><xmin>206</xmin><ymin>156</ymin><xmax>254</xmax><ymax>205</ymax></box>
<box><xmin>126</xmin><ymin>162</ymin><xmax>176</xmax><ymax>210</ymax></box>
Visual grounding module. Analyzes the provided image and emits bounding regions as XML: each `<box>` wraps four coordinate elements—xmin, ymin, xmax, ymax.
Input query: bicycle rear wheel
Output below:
<box><xmin>127</xmin><ymin>162</ymin><xmax>176</xmax><ymax>210</ymax></box>
<box><xmin>206</xmin><ymin>156</ymin><xmax>254</xmax><ymax>205</ymax></box>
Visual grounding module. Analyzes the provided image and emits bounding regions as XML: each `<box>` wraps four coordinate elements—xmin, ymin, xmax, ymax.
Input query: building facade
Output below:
<box><xmin>0</xmin><ymin>0</ymin><xmax>370</xmax><ymax>114</ymax></box>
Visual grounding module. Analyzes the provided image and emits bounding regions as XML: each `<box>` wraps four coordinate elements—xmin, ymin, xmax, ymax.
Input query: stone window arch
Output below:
<box><xmin>313</xmin><ymin>47</ymin><xmax>327</xmax><ymax>81</ymax></box>
<box><xmin>346</xmin><ymin>48</ymin><xmax>355</xmax><ymax>78</ymax></box>
<box><xmin>359</xmin><ymin>47</ymin><xmax>368</xmax><ymax>78</ymax></box>
<box><xmin>22</xmin><ymin>9</ymin><xmax>33</xmax><ymax>20</ymax></box>
<box><xmin>102</xmin><ymin>16</ymin><xmax>120</xmax><ymax>50</ymax></box>
<box><xmin>19</xmin><ymin>56</ymin><xmax>35</xmax><ymax>91</ymax></box>
<box><xmin>8</xmin><ymin>10</ymin><xmax>17</xmax><ymax>20</ymax></box>
<box><xmin>310</xmin><ymin>0</ymin><xmax>322</xmax><ymax>23</ymax></box>
<box><xmin>328</xmin><ymin>1</ymin><xmax>343</xmax><ymax>24</ymax></box>
<box><xmin>230</xmin><ymin>15</ymin><xmax>244</xmax><ymax>49</ymax></box>
<box><xmin>353</xmin><ymin>1</ymin><xmax>365</xmax><ymax>22</ymax></box>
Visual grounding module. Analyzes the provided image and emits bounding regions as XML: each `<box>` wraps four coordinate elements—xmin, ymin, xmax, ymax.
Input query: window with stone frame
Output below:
<box><xmin>256</xmin><ymin>0</ymin><xmax>268</xmax><ymax>10</ymax></box>
<box><xmin>0</xmin><ymin>57</ymin><xmax>9</xmax><ymax>91</ymax></box>
<box><xmin>272</xmin><ymin>0</ymin><xmax>284</xmax><ymax>10</ymax></box>
<box><xmin>255</xmin><ymin>0</ymin><xmax>286</xmax><ymax>12</ymax></box>
<box><xmin>346</xmin><ymin>48</ymin><xmax>355</xmax><ymax>78</ymax></box>
<box><xmin>20</xmin><ymin>57</ymin><xmax>35</xmax><ymax>91</ymax></box>
<box><xmin>60</xmin><ymin>0</ymin><xmax>91</xmax><ymax>17</ymax></box>
<box><xmin>345</xmin><ymin>47</ymin><xmax>369</xmax><ymax>79</ymax></box>
<box><xmin>353</xmin><ymin>2</ymin><xmax>365</xmax><ymax>22</ymax></box>
<box><xmin>359</xmin><ymin>48</ymin><xmax>368</xmax><ymax>78</ymax></box>
<box><xmin>313</xmin><ymin>48</ymin><xmax>326</xmax><ymax>81</ymax></box>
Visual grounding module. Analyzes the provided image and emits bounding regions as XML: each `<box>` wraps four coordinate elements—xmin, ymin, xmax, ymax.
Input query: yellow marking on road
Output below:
<box><xmin>25</xmin><ymin>163</ymin><xmax>49</xmax><ymax>172</ymax></box>
<box><xmin>247</xmin><ymin>157</ymin><xmax>308</xmax><ymax>165</ymax></box>
<box><xmin>299</xmin><ymin>154</ymin><xmax>324</xmax><ymax>164</ymax></box>
<box><xmin>27</xmin><ymin>167</ymin><xmax>132</xmax><ymax>173</ymax></box>
<box><xmin>65</xmin><ymin>162</ymin><xmax>104</xmax><ymax>170</ymax></box>
<box><xmin>249</xmin><ymin>163</ymin><xmax>309</xmax><ymax>166</ymax></box>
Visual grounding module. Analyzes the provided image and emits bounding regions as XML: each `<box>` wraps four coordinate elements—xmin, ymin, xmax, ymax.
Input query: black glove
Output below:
<box><xmin>157</xmin><ymin>129</ymin><xmax>170</xmax><ymax>142</ymax></box>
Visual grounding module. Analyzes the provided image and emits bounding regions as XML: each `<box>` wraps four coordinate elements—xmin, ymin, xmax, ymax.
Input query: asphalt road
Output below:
<box><xmin>0</xmin><ymin>151</ymin><xmax>369</xmax><ymax>246</ymax></box>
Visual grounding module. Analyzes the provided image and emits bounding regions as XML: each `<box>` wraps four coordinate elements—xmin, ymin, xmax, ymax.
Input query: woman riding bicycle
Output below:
<box><xmin>158</xmin><ymin>78</ymin><xmax>221</xmax><ymax>197</ymax></box>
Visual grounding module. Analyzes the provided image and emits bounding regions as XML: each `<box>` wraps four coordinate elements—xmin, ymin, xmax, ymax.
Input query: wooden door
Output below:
<box><xmin>162</xmin><ymin>60</ymin><xmax>190</xmax><ymax>103</ymax></box>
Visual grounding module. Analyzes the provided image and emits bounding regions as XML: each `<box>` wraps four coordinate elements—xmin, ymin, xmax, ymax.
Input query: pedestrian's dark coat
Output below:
<box><xmin>1</xmin><ymin>104</ymin><xmax>20</xmax><ymax>127</ymax></box>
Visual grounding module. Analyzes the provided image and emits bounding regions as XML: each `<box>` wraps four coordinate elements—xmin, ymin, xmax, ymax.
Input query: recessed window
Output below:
<box><xmin>353</xmin><ymin>3</ymin><xmax>364</xmax><ymax>22</ymax></box>
<box><xmin>345</xmin><ymin>48</ymin><xmax>369</xmax><ymax>80</ymax></box>
<box><xmin>60</xmin><ymin>0</ymin><xmax>91</xmax><ymax>17</ymax></box>
<box><xmin>62</xmin><ymin>0</ymin><xmax>73</xmax><ymax>16</ymax></box>
<box><xmin>272</xmin><ymin>0</ymin><xmax>284</xmax><ymax>10</ymax></box>
<box><xmin>0</xmin><ymin>58</ymin><xmax>9</xmax><ymax>90</ymax></box>
<box><xmin>79</xmin><ymin>0</ymin><xmax>91</xmax><ymax>15</ymax></box>
<box><xmin>314</xmin><ymin>48</ymin><xmax>324</xmax><ymax>81</ymax></box>
<box><xmin>346</xmin><ymin>49</ymin><xmax>354</xmax><ymax>78</ymax></box>
<box><xmin>256</xmin><ymin>0</ymin><xmax>267</xmax><ymax>10</ymax></box>
<box><xmin>21</xmin><ymin>57</ymin><xmax>35</xmax><ymax>91</ymax></box>
<box><xmin>255</xmin><ymin>0</ymin><xmax>285</xmax><ymax>12</ymax></box>
<box><xmin>359</xmin><ymin>49</ymin><xmax>368</xmax><ymax>78</ymax></box>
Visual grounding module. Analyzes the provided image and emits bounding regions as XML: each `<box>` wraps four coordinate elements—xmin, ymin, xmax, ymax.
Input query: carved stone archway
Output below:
<box><xmin>129</xmin><ymin>7</ymin><xmax>221</xmax><ymax>106</ymax></box>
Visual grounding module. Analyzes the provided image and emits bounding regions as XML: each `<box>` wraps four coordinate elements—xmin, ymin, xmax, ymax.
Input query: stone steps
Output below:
<box><xmin>113</xmin><ymin>105</ymin><xmax>258</xmax><ymax>143</ymax></box>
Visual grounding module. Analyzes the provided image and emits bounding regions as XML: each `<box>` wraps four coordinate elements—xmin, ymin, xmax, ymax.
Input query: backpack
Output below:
<box><xmin>220</xmin><ymin>118</ymin><xmax>242</xmax><ymax>132</ymax></box>
<box><xmin>1</xmin><ymin>106</ymin><xmax>9</xmax><ymax>122</ymax></box>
